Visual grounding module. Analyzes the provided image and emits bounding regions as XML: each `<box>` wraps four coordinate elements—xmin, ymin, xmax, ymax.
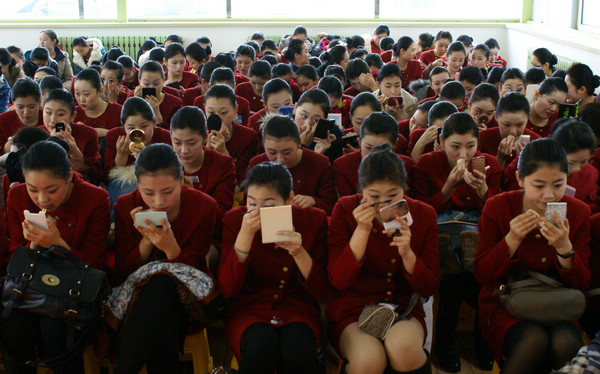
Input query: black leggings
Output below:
<box><xmin>0</xmin><ymin>310</ymin><xmax>83</xmax><ymax>374</ymax></box>
<box><xmin>501</xmin><ymin>321</ymin><xmax>582</xmax><ymax>374</ymax></box>
<box><xmin>239</xmin><ymin>322</ymin><xmax>318</xmax><ymax>374</ymax></box>
<box><xmin>114</xmin><ymin>274</ymin><xmax>188</xmax><ymax>374</ymax></box>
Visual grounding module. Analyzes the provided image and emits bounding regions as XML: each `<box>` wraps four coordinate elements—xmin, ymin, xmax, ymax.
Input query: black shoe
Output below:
<box><xmin>433</xmin><ymin>341</ymin><xmax>461</xmax><ymax>373</ymax></box>
<box><xmin>475</xmin><ymin>339</ymin><xmax>494</xmax><ymax>370</ymax></box>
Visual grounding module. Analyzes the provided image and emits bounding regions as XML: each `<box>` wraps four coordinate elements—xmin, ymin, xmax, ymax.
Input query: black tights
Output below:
<box><xmin>239</xmin><ymin>322</ymin><xmax>318</xmax><ymax>374</ymax></box>
<box><xmin>114</xmin><ymin>274</ymin><xmax>188</xmax><ymax>374</ymax></box>
<box><xmin>501</xmin><ymin>321</ymin><xmax>582</xmax><ymax>374</ymax></box>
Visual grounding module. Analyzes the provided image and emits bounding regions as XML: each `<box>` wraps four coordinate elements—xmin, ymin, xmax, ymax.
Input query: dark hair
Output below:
<box><xmin>72</xmin><ymin>36</ymin><xmax>89</xmax><ymax>48</ymax></box>
<box><xmin>430</xmin><ymin>66</ymin><xmax>450</xmax><ymax>80</ymax></box>
<box><xmin>35</xmin><ymin>66</ymin><xmax>58</xmax><ymax>77</ymax></box>
<box><xmin>446</xmin><ymin>41</ymin><xmax>466</xmax><ymax>57</ymax></box>
<box><xmin>428</xmin><ymin>101</ymin><xmax>459</xmax><ymax>125</ymax></box>
<box><xmin>148</xmin><ymin>47</ymin><xmax>165</xmax><ymax>63</ymax></box>
<box><xmin>551</xmin><ymin>69</ymin><xmax>566</xmax><ymax>80</ymax></box>
<box><xmin>44</xmin><ymin>88</ymin><xmax>75</xmax><ymax>115</ymax></box>
<box><xmin>317</xmin><ymin>76</ymin><xmax>343</xmax><ymax>99</ymax></box>
<box><xmin>360</xmin><ymin>111</ymin><xmax>399</xmax><ymax>144</ymax></box>
<box><xmin>458</xmin><ymin>66</ymin><xmax>484</xmax><ymax>86</ymax></box>
<box><xmin>552</xmin><ymin>119</ymin><xmax>596</xmax><ymax>154</ymax></box>
<box><xmin>262</xmin><ymin>78</ymin><xmax>292</xmax><ymax>103</ymax></box>
<box><xmin>13</xmin><ymin>127</ymin><xmax>50</xmax><ymax>149</ymax></box>
<box><xmin>261</xmin><ymin>54</ymin><xmax>278</xmax><ymax>66</ymax></box>
<box><xmin>566</xmin><ymin>63</ymin><xmax>600</xmax><ymax>97</ymax></box>
<box><xmin>472</xmin><ymin>43</ymin><xmax>490</xmax><ymax>59</ymax></box>
<box><xmin>375</xmin><ymin>24</ymin><xmax>390</xmax><ymax>36</ymax></box>
<box><xmin>435</xmin><ymin>31</ymin><xmax>453</xmax><ymax>42</ymax></box>
<box><xmin>205</xmin><ymin>84</ymin><xmax>237</xmax><ymax>107</ymax></box>
<box><xmin>457</xmin><ymin>35</ymin><xmax>473</xmax><ymax>48</ymax></box>
<box><xmin>138</xmin><ymin>39</ymin><xmax>157</xmax><ymax>60</ymax></box>
<box><xmin>349</xmin><ymin>49</ymin><xmax>368</xmax><ymax>60</ymax></box>
<box><xmin>417</xmin><ymin>99</ymin><xmax>437</xmax><ymax>113</ymax></box>
<box><xmin>7</xmin><ymin>46</ymin><xmax>24</xmax><ymax>60</ymax></box>
<box><xmin>324</xmin><ymin>65</ymin><xmax>345</xmax><ymax>82</ymax></box>
<box><xmin>248</xmin><ymin>60</ymin><xmax>271</xmax><ymax>79</ymax></box>
<box><xmin>135</xmin><ymin>143</ymin><xmax>183</xmax><ymax>180</ymax></box>
<box><xmin>235</xmin><ymin>44</ymin><xmax>255</xmax><ymax>60</ymax></box>
<box><xmin>392</xmin><ymin>36</ymin><xmax>414</xmax><ymax>58</ymax></box>
<box><xmin>350</xmin><ymin>92</ymin><xmax>382</xmax><ymax>116</ymax></box>
<box><xmin>484</xmin><ymin>38</ymin><xmax>500</xmax><ymax>50</ymax></box>
<box><xmin>164</xmin><ymin>42</ymin><xmax>185</xmax><ymax>61</ymax></box>
<box><xmin>40</xmin><ymin>30</ymin><xmax>58</xmax><ymax>44</ymax></box>
<box><xmin>329</xmin><ymin>45</ymin><xmax>348</xmax><ymax>66</ymax></box>
<box><xmin>121</xmin><ymin>96</ymin><xmax>156</xmax><ymax>124</ymax></box>
<box><xmin>284</xmin><ymin>39</ymin><xmax>305</xmax><ymax>63</ymax></box>
<box><xmin>102</xmin><ymin>60</ymin><xmax>124</xmax><ymax>82</ymax></box>
<box><xmin>525</xmin><ymin>67</ymin><xmax>546</xmax><ymax>85</ymax></box>
<box><xmin>103</xmin><ymin>46</ymin><xmax>125</xmax><ymax>64</ymax></box>
<box><xmin>533</xmin><ymin>48</ymin><xmax>558</xmax><ymax>71</ymax></box>
<box><xmin>165</xmin><ymin>34</ymin><xmax>183</xmax><ymax>45</ymax></box>
<box><xmin>538</xmin><ymin>76</ymin><xmax>568</xmax><ymax>96</ymax></box>
<box><xmin>293</xmin><ymin>26</ymin><xmax>308</xmax><ymax>36</ymax></box>
<box><xmin>22</xmin><ymin>141</ymin><xmax>71</xmax><ymax>180</ymax></box>
<box><xmin>377</xmin><ymin>62</ymin><xmax>402</xmax><ymax>83</ymax></box>
<box><xmin>246</xmin><ymin>41</ymin><xmax>260</xmax><ymax>56</ymax></box>
<box><xmin>358</xmin><ymin>143</ymin><xmax>407</xmax><ymax>190</ymax></box>
<box><xmin>170</xmin><ymin>106</ymin><xmax>207</xmax><ymax>137</ymax></box>
<box><xmin>496</xmin><ymin>91</ymin><xmax>530</xmax><ymax>117</ymax></box>
<box><xmin>262</xmin><ymin>114</ymin><xmax>301</xmax><ymax>143</ymax></box>
<box><xmin>345</xmin><ymin>35</ymin><xmax>365</xmax><ymax>50</ymax></box>
<box><xmin>578</xmin><ymin>103</ymin><xmax>600</xmax><ymax>139</ymax></box>
<box><xmin>75</xmin><ymin>68</ymin><xmax>102</xmax><ymax>91</ymax></box>
<box><xmin>500</xmin><ymin>67</ymin><xmax>526</xmax><ymax>86</ymax></box>
<box><xmin>185</xmin><ymin>42</ymin><xmax>208</xmax><ymax>64</ymax></box>
<box><xmin>487</xmin><ymin>66</ymin><xmax>506</xmax><ymax>85</ymax></box>
<box><xmin>117</xmin><ymin>55</ymin><xmax>134</xmax><ymax>69</ymax></box>
<box><xmin>441</xmin><ymin>112</ymin><xmax>479</xmax><ymax>141</ymax></box>
<box><xmin>345</xmin><ymin>58</ymin><xmax>369</xmax><ymax>81</ymax></box>
<box><xmin>418</xmin><ymin>33</ymin><xmax>435</xmax><ymax>49</ymax></box>
<box><xmin>297</xmin><ymin>64</ymin><xmax>319</xmax><ymax>81</ymax></box>
<box><xmin>272</xmin><ymin>63</ymin><xmax>292</xmax><ymax>78</ymax></box>
<box><xmin>30</xmin><ymin>47</ymin><xmax>49</xmax><ymax>62</ymax></box>
<box><xmin>39</xmin><ymin>75</ymin><xmax>63</xmax><ymax>93</ymax></box>
<box><xmin>241</xmin><ymin>161</ymin><xmax>293</xmax><ymax>200</ymax></box>
<box><xmin>11</xmin><ymin>77</ymin><xmax>42</xmax><ymax>102</ymax></box>
<box><xmin>139</xmin><ymin>60</ymin><xmax>165</xmax><ymax>80</ymax></box>
<box><xmin>197</xmin><ymin>36</ymin><xmax>212</xmax><ymax>45</ymax></box>
<box><xmin>379</xmin><ymin>37</ymin><xmax>395</xmax><ymax>51</ymax></box>
<box><xmin>309</xmin><ymin>56</ymin><xmax>321</xmax><ymax>69</ymax></box>
<box><xmin>261</xmin><ymin>39</ymin><xmax>278</xmax><ymax>51</ymax></box>
<box><xmin>470</xmin><ymin>83</ymin><xmax>500</xmax><ymax>105</ymax></box>
<box><xmin>296</xmin><ymin>88</ymin><xmax>330</xmax><ymax>116</ymax></box>
<box><xmin>440</xmin><ymin>81</ymin><xmax>466</xmax><ymax>101</ymax></box>
<box><xmin>365</xmin><ymin>53</ymin><xmax>383</xmax><ymax>70</ymax></box>
<box><xmin>214</xmin><ymin>52</ymin><xmax>235</xmax><ymax>71</ymax></box>
<box><xmin>250</xmin><ymin>32</ymin><xmax>265</xmax><ymax>42</ymax></box>
<box><xmin>200</xmin><ymin>61</ymin><xmax>222</xmax><ymax>83</ymax></box>
<box><xmin>210</xmin><ymin>67</ymin><xmax>235</xmax><ymax>86</ymax></box>
<box><xmin>0</xmin><ymin>48</ymin><xmax>15</xmax><ymax>67</ymax></box>
<box><xmin>517</xmin><ymin>138</ymin><xmax>567</xmax><ymax>178</ymax></box>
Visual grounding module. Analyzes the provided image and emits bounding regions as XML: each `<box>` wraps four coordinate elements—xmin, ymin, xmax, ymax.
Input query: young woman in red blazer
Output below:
<box><xmin>218</xmin><ymin>161</ymin><xmax>328</xmax><ymax>373</ymax></box>
<box><xmin>328</xmin><ymin>143</ymin><xmax>438</xmax><ymax>374</ymax></box>
<box><xmin>527</xmin><ymin>77</ymin><xmax>567</xmax><ymax>138</ymax></box>
<box><xmin>474</xmin><ymin>138</ymin><xmax>591</xmax><ymax>373</ymax></box>
<box><xmin>3</xmin><ymin>141</ymin><xmax>109</xmax><ymax>373</ymax></box>
<box><xmin>164</xmin><ymin>43</ymin><xmax>199</xmax><ymax>91</ymax></box>
<box><xmin>112</xmin><ymin>144</ymin><xmax>217</xmax><ymax>373</ymax></box>
<box><xmin>393</xmin><ymin>36</ymin><xmax>423</xmax><ymax>90</ymax></box>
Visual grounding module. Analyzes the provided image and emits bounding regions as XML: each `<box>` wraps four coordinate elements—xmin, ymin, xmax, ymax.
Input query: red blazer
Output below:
<box><xmin>333</xmin><ymin>150</ymin><xmax>414</xmax><ymax>198</ymax></box>
<box><xmin>326</xmin><ymin>195</ymin><xmax>439</xmax><ymax>347</ymax></box>
<box><xmin>234</xmin><ymin>82</ymin><xmax>265</xmax><ymax>113</ymax></box>
<box><xmin>248</xmin><ymin>108</ymin><xmax>267</xmax><ymax>133</ymax></box>
<box><xmin>104</xmin><ymin>126</ymin><xmax>172</xmax><ymax>178</ymax></box>
<box><xmin>6</xmin><ymin>173</ymin><xmax>109</xmax><ymax>270</ymax></box>
<box><xmin>291</xmin><ymin>81</ymin><xmax>302</xmax><ymax>103</ymax></box>
<box><xmin>525</xmin><ymin>112</ymin><xmax>558</xmax><ymax>138</ymax></box>
<box><xmin>330</xmin><ymin>94</ymin><xmax>353</xmax><ymax>129</ymax></box>
<box><xmin>380</xmin><ymin>50</ymin><xmax>393</xmax><ymax>63</ymax></box>
<box><xmin>413</xmin><ymin>150</ymin><xmax>501</xmax><ymax>213</ymax></box>
<box><xmin>113</xmin><ymin>185</ymin><xmax>217</xmax><ymax>282</ymax></box>
<box><xmin>185</xmin><ymin>149</ymin><xmax>236</xmax><ymax>218</ymax></box>
<box><xmin>74</xmin><ymin>102</ymin><xmax>123</xmax><ymax>130</ymax></box>
<box><xmin>249</xmin><ymin>148</ymin><xmax>337</xmax><ymax>215</ymax></box>
<box><xmin>193</xmin><ymin>94</ymin><xmax>251</xmax><ymax>127</ymax></box>
<box><xmin>479</xmin><ymin>127</ymin><xmax>541</xmax><ymax>170</ymax></box>
<box><xmin>419</xmin><ymin>50</ymin><xmax>439</xmax><ymax>68</ymax></box>
<box><xmin>408</xmin><ymin>128</ymin><xmax>434</xmax><ymax>156</ymax></box>
<box><xmin>0</xmin><ymin>110</ymin><xmax>44</xmax><ymax>150</ymax></box>
<box><xmin>400</xmin><ymin>60</ymin><xmax>423</xmax><ymax>89</ymax></box>
<box><xmin>182</xmin><ymin>86</ymin><xmax>202</xmax><ymax>107</ymax></box>
<box><xmin>226</xmin><ymin>123</ymin><xmax>259</xmax><ymax>182</ymax></box>
<box><xmin>474</xmin><ymin>191</ymin><xmax>591</xmax><ymax>356</ymax></box>
<box><xmin>343</xmin><ymin>86</ymin><xmax>360</xmax><ymax>97</ymax></box>
<box><xmin>394</xmin><ymin>133</ymin><xmax>409</xmax><ymax>156</ymax></box>
<box><xmin>122</xmin><ymin>67</ymin><xmax>139</xmax><ymax>91</ymax></box>
<box><xmin>592</xmin><ymin>147</ymin><xmax>600</xmax><ymax>177</ymax></box>
<box><xmin>218</xmin><ymin>205</ymin><xmax>328</xmax><ymax>359</ymax></box>
<box><xmin>234</xmin><ymin>73</ymin><xmax>249</xmax><ymax>86</ymax></box>
<box><xmin>158</xmin><ymin>93</ymin><xmax>183</xmax><ymax>130</ymax></box>
<box><xmin>370</xmin><ymin>39</ymin><xmax>381</xmax><ymax>55</ymax></box>
<box><xmin>178</xmin><ymin>71</ymin><xmax>200</xmax><ymax>89</ymax></box>
<box><xmin>398</xmin><ymin>119</ymin><xmax>410</xmax><ymax>141</ymax></box>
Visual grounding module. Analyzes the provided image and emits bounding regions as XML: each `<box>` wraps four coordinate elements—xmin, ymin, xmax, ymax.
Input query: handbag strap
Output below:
<box><xmin>396</xmin><ymin>293</ymin><xmax>421</xmax><ymax>320</ymax></box>
<box><xmin>526</xmin><ymin>271</ymin><xmax>565</xmax><ymax>288</ymax></box>
<box><xmin>0</xmin><ymin>249</ymin><xmax>42</xmax><ymax>322</ymax></box>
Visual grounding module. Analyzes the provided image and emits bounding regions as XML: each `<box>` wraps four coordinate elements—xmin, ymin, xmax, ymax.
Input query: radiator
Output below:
<box><xmin>527</xmin><ymin>47</ymin><xmax>579</xmax><ymax>72</ymax></box>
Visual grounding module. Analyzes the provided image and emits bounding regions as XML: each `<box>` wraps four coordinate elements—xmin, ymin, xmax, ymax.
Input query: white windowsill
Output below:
<box><xmin>506</xmin><ymin>22</ymin><xmax>600</xmax><ymax>55</ymax></box>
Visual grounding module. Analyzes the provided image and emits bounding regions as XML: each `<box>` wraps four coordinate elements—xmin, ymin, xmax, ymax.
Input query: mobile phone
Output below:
<box><xmin>207</xmin><ymin>114</ymin><xmax>222</xmax><ymax>132</ymax></box>
<box><xmin>142</xmin><ymin>87</ymin><xmax>156</xmax><ymax>98</ymax></box>
<box><xmin>564</xmin><ymin>185</ymin><xmax>576</xmax><ymax>197</ymax></box>
<box><xmin>260</xmin><ymin>205</ymin><xmax>293</xmax><ymax>244</ymax></box>
<box><xmin>545</xmin><ymin>202</ymin><xmax>567</xmax><ymax>226</ymax></box>
<box><xmin>54</xmin><ymin>122</ymin><xmax>65</xmax><ymax>132</ymax></box>
<box><xmin>313</xmin><ymin>118</ymin><xmax>335</xmax><ymax>140</ymax></box>
<box><xmin>327</xmin><ymin>113</ymin><xmax>342</xmax><ymax>127</ymax></box>
<box><xmin>166</xmin><ymin>81</ymin><xmax>180</xmax><ymax>89</ymax></box>
<box><xmin>135</xmin><ymin>211</ymin><xmax>170</xmax><ymax>229</ymax></box>
<box><xmin>518</xmin><ymin>134</ymin><xmax>530</xmax><ymax>145</ymax></box>
<box><xmin>437</xmin><ymin>127</ymin><xmax>442</xmax><ymax>143</ymax></box>
<box><xmin>24</xmin><ymin>210</ymin><xmax>49</xmax><ymax>231</ymax></box>
<box><xmin>379</xmin><ymin>200</ymin><xmax>410</xmax><ymax>230</ymax></box>
<box><xmin>278</xmin><ymin>106</ymin><xmax>295</xmax><ymax>117</ymax></box>
<box><xmin>558</xmin><ymin>102</ymin><xmax>579</xmax><ymax>118</ymax></box>
<box><xmin>471</xmin><ymin>156</ymin><xmax>486</xmax><ymax>174</ymax></box>
<box><xmin>387</xmin><ymin>96</ymin><xmax>403</xmax><ymax>107</ymax></box>
<box><xmin>342</xmin><ymin>134</ymin><xmax>360</xmax><ymax>148</ymax></box>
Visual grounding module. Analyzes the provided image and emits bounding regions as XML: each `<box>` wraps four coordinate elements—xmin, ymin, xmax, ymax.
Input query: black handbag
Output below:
<box><xmin>0</xmin><ymin>245</ymin><xmax>110</xmax><ymax>366</ymax></box>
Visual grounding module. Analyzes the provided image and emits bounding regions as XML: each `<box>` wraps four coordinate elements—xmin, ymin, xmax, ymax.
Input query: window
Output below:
<box><xmin>230</xmin><ymin>0</ymin><xmax>374</xmax><ymax>18</ymax></box>
<box><xmin>3</xmin><ymin>0</ymin><xmax>117</xmax><ymax>19</ymax></box>
<box><xmin>379</xmin><ymin>0</ymin><xmax>523</xmax><ymax>20</ymax></box>
<box><xmin>127</xmin><ymin>0</ymin><xmax>227</xmax><ymax>19</ymax></box>
<box><xmin>580</xmin><ymin>0</ymin><xmax>600</xmax><ymax>29</ymax></box>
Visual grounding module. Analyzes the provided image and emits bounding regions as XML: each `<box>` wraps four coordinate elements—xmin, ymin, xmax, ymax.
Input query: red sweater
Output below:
<box><xmin>526</xmin><ymin>112</ymin><xmax>559</xmax><ymax>138</ymax></box>
<box><xmin>218</xmin><ymin>205</ymin><xmax>328</xmax><ymax>359</ymax></box>
<box><xmin>182</xmin><ymin>86</ymin><xmax>202</xmax><ymax>107</ymax></box>
<box><xmin>226</xmin><ymin>123</ymin><xmax>259</xmax><ymax>182</ymax></box>
<box><xmin>343</xmin><ymin>86</ymin><xmax>360</xmax><ymax>97</ymax></box>
<box><xmin>234</xmin><ymin>82</ymin><xmax>265</xmax><ymax>113</ymax></box>
<box><xmin>413</xmin><ymin>150</ymin><xmax>501</xmax><ymax>213</ymax></box>
<box><xmin>74</xmin><ymin>102</ymin><xmax>122</xmax><ymax>130</ymax></box>
<box><xmin>419</xmin><ymin>50</ymin><xmax>439</xmax><ymax>68</ymax></box>
<box><xmin>248</xmin><ymin>108</ymin><xmax>267</xmax><ymax>133</ymax></box>
<box><xmin>177</xmin><ymin>71</ymin><xmax>200</xmax><ymax>89</ymax></box>
<box><xmin>479</xmin><ymin>127</ymin><xmax>541</xmax><ymax>172</ymax></box>
<box><xmin>249</xmin><ymin>148</ymin><xmax>337</xmax><ymax>215</ymax></box>
<box><xmin>380</xmin><ymin>50</ymin><xmax>393</xmax><ymax>63</ymax></box>
<box><xmin>157</xmin><ymin>93</ymin><xmax>183</xmax><ymax>130</ymax></box>
<box><xmin>193</xmin><ymin>94</ymin><xmax>251</xmax><ymax>127</ymax></box>
<box><xmin>326</xmin><ymin>195</ymin><xmax>439</xmax><ymax>347</ymax></box>
<box><xmin>474</xmin><ymin>191</ymin><xmax>590</xmax><ymax>357</ymax></box>
<box><xmin>6</xmin><ymin>173</ymin><xmax>109</xmax><ymax>270</ymax></box>
<box><xmin>400</xmin><ymin>60</ymin><xmax>423</xmax><ymax>89</ymax></box>
<box><xmin>370</xmin><ymin>39</ymin><xmax>381</xmax><ymax>54</ymax></box>
<box><xmin>0</xmin><ymin>110</ymin><xmax>44</xmax><ymax>150</ymax></box>
<box><xmin>408</xmin><ymin>128</ymin><xmax>434</xmax><ymax>156</ymax></box>
<box><xmin>113</xmin><ymin>185</ymin><xmax>217</xmax><ymax>282</ymax></box>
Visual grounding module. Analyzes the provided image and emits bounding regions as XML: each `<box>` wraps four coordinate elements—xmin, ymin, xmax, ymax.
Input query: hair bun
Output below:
<box><xmin>593</xmin><ymin>75</ymin><xmax>600</xmax><ymax>89</ymax></box>
<box><xmin>550</xmin><ymin>54</ymin><xmax>558</xmax><ymax>66</ymax></box>
<box><xmin>371</xmin><ymin>143</ymin><xmax>392</xmax><ymax>154</ymax></box>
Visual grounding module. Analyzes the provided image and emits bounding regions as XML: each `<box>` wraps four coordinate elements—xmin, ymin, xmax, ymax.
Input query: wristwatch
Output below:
<box><xmin>556</xmin><ymin>250</ymin><xmax>575</xmax><ymax>259</ymax></box>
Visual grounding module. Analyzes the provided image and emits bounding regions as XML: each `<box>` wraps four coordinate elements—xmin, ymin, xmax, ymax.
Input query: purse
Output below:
<box><xmin>358</xmin><ymin>293</ymin><xmax>420</xmax><ymax>340</ymax></box>
<box><xmin>1</xmin><ymin>245</ymin><xmax>110</xmax><ymax>366</ymax></box>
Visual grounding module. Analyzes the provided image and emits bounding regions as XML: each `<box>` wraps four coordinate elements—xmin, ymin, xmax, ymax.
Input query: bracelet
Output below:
<box><xmin>556</xmin><ymin>250</ymin><xmax>575</xmax><ymax>259</ymax></box>
<box><xmin>234</xmin><ymin>246</ymin><xmax>250</xmax><ymax>255</ymax></box>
